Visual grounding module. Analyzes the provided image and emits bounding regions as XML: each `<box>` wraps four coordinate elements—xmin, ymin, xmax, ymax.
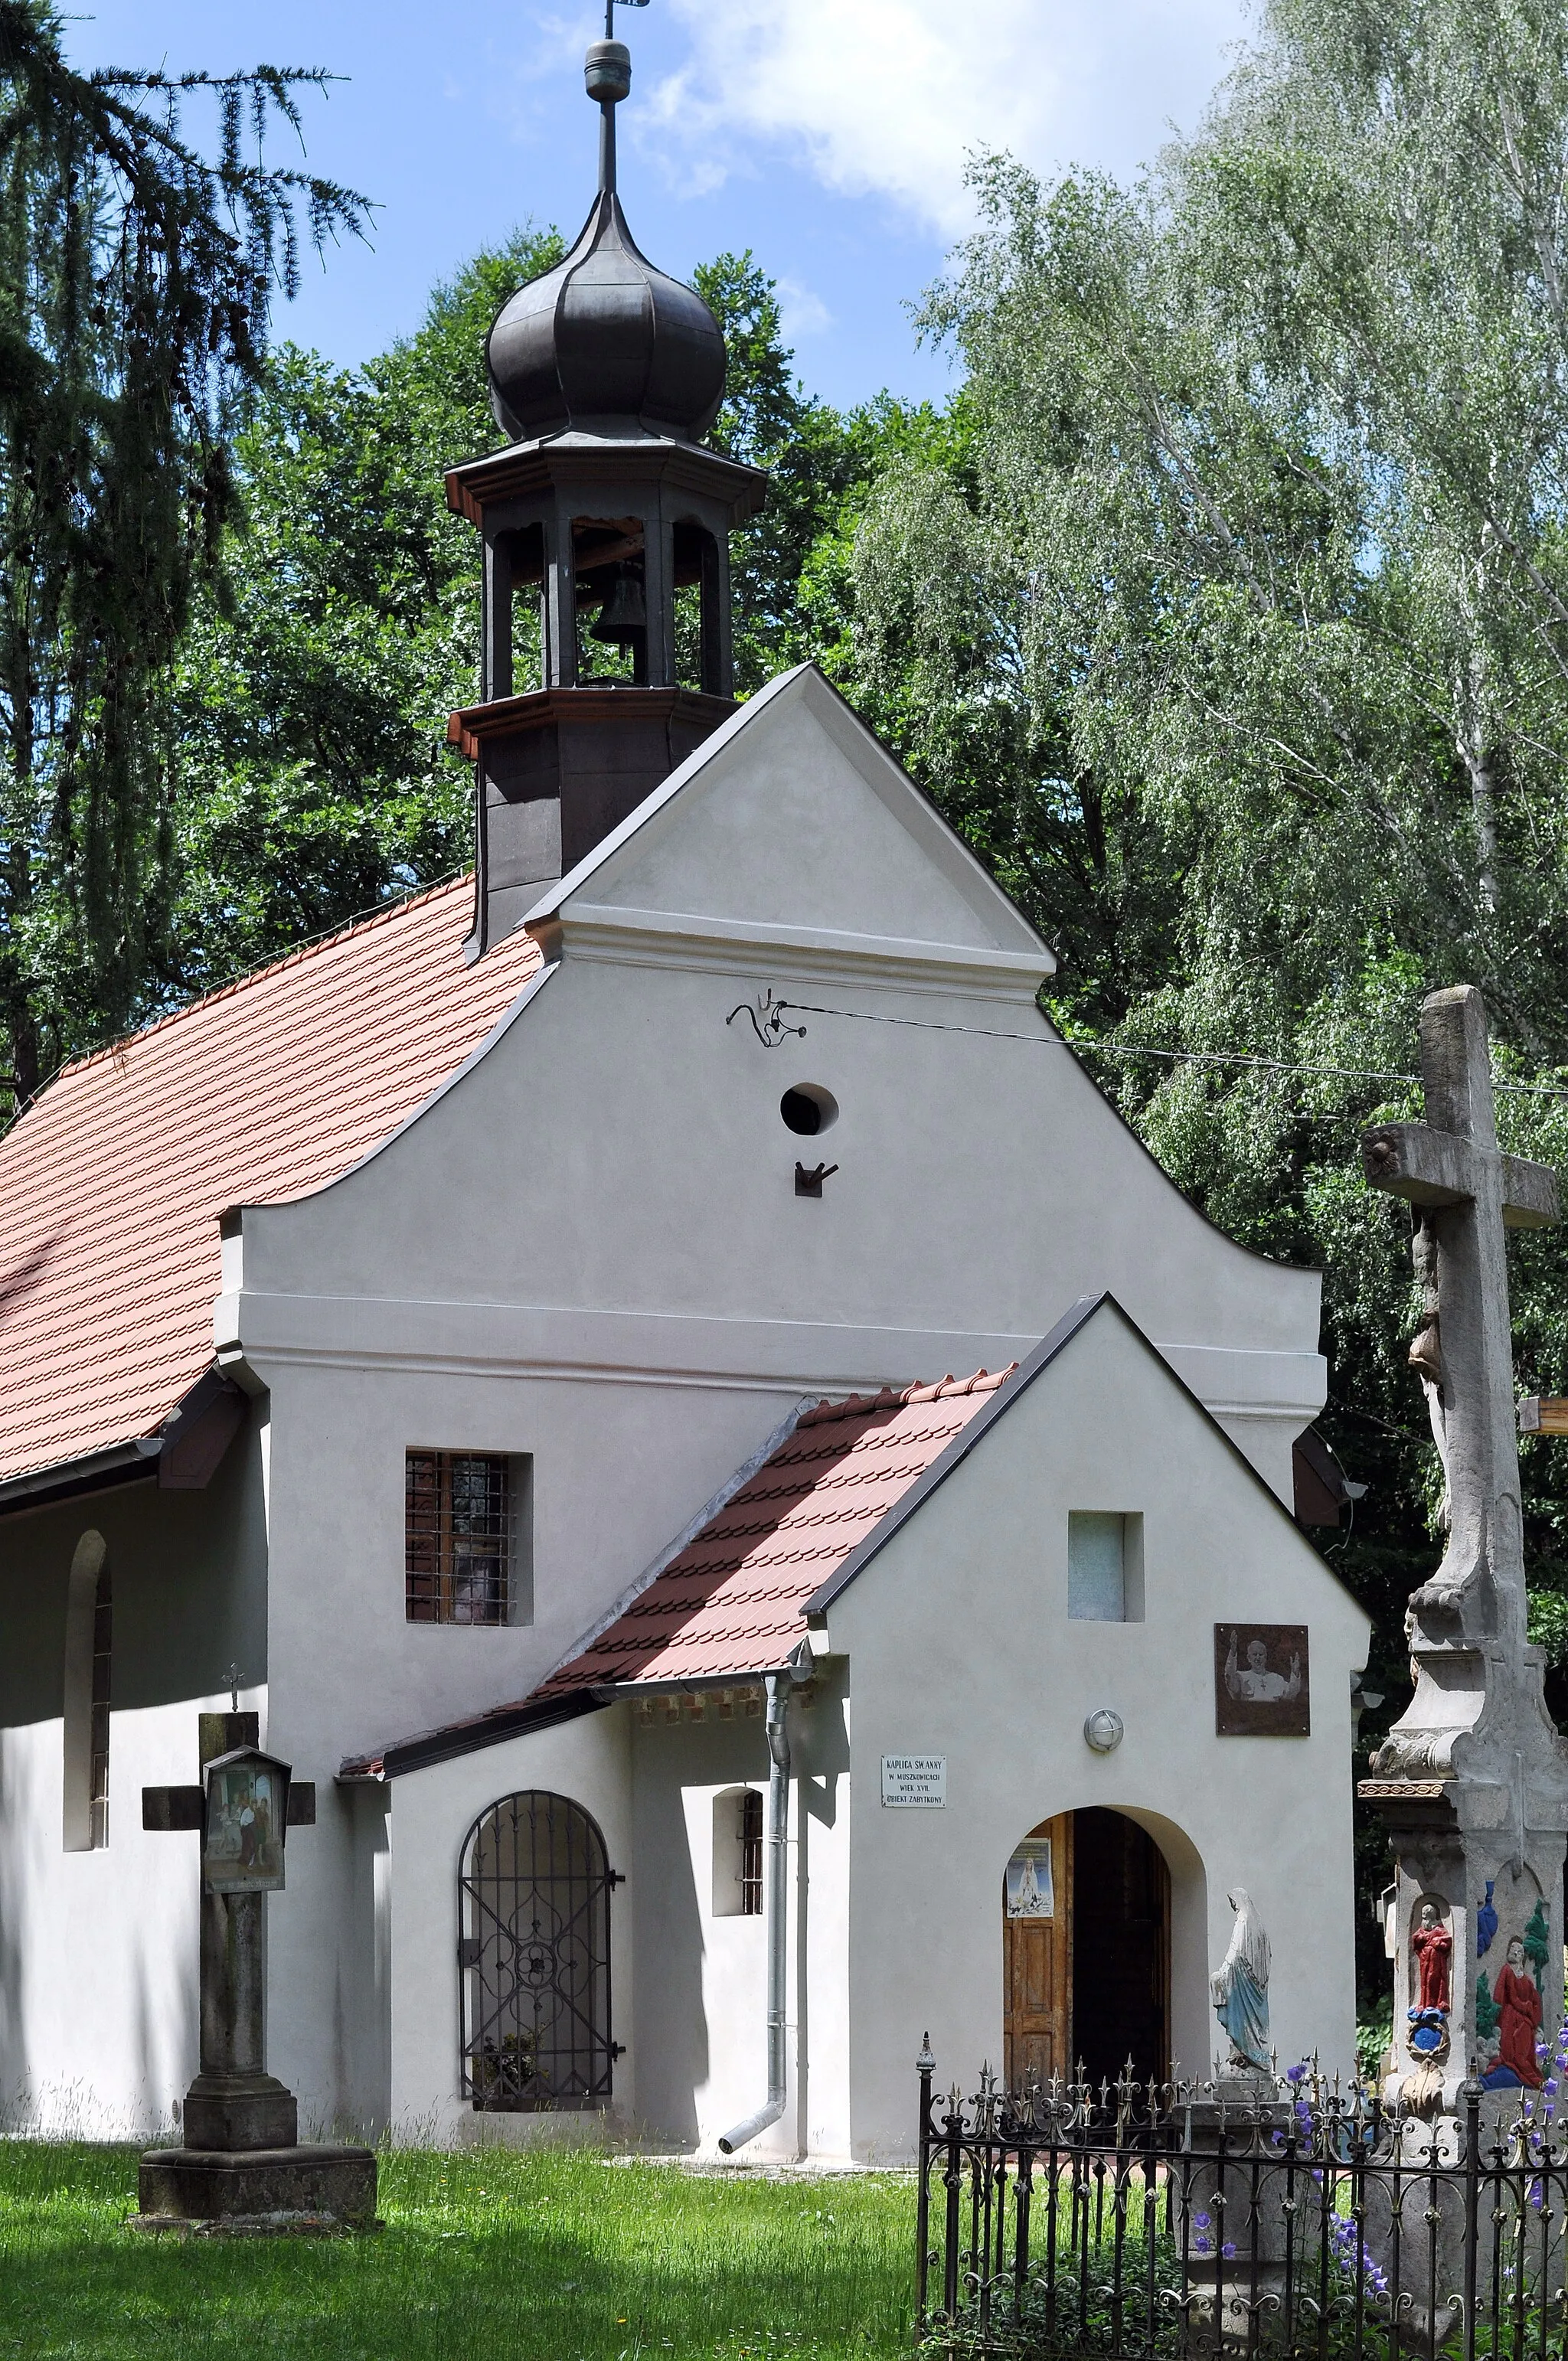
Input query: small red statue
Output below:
<box><xmin>1411</xmin><ymin>1902</ymin><xmax>1452</xmax><ymax>2013</ymax></box>
<box><xmin>1493</xmin><ymin>1939</ymin><xmax>1544</xmax><ymax>2088</ymax></box>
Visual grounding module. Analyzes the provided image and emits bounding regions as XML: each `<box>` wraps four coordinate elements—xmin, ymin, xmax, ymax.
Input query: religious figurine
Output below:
<box><xmin>1477</xmin><ymin>1879</ymin><xmax>1498</xmax><ymax>1958</ymax></box>
<box><xmin>1224</xmin><ymin>1631</ymin><xmax>1302</xmax><ymax>1703</ymax></box>
<box><xmin>1408</xmin><ymin>1213</ymin><xmax>1451</xmax><ymax>1530</ymax></box>
<box><xmin>1210</xmin><ymin>1887</ymin><xmax>1271</xmax><ymax>2072</ymax></box>
<box><xmin>1485</xmin><ymin>1937</ymin><xmax>1544</xmax><ymax>2088</ymax></box>
<box><xmin>1410</xmin><ymin>1902</ymin><xmax>1452</xmax><ymax>2013</ymax></box>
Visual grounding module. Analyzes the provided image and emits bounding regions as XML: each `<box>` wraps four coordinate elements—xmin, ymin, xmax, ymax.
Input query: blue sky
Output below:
<box><xmin>68</xmin><ymin>0</ymin><xmax>1250</xmax><ymax>411</ymax></box>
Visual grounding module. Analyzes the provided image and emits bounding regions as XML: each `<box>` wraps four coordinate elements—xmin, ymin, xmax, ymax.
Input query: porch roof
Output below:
<box><xmin>535</xmin><ymin>1365</ymin><xmax>1018</xmax><ymax>1694</ymax></box>
<box><xmin>335</xmin><ymin>1365</ymin><xmax>1015</xmax><ymax>1781</ymax></box>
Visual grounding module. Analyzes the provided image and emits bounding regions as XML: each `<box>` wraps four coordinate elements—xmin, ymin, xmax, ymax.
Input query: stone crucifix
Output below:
<box><xmin>1361</xmin><ymin>985</ymin><xmax>1557</xmax><ymax>1648</ymax></box>
<box><xmin>142</xmin><ymin>1710</ymin><xmax>315</xmax><ymax>2152</ymax></box>
<box><xmin>1359</xmin><ymin>984</ymin><xmax>1568</xmax><ymax>2106</ymax></box>
<box><xmin>138</xmin><ymin>1712</ymin><xmax>376</xmax><ymax>2226</ymax></box>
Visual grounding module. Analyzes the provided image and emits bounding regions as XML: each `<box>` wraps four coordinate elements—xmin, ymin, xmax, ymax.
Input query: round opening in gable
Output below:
<box><xmin>780</xmin><ymin>1085</ymin><xmax>838</xmax><ymax>1137</ymax></box>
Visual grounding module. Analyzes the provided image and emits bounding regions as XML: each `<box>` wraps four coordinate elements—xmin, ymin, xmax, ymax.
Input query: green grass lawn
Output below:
<box><xmin>0</xmin><ymin>2141</ymin><xmax>916</xmax><ymax>2361</ymax></box>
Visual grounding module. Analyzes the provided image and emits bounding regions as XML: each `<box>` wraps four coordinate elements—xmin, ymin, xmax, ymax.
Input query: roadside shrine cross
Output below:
<box><xmin>142</xmin><ymin>1710</ymin><xmax>316</xmax><ymax>2151</ymax></box>
<box><xmin>1361</xmin><ymin>985</ymin><xmax>1558</xmax><ymax>1651</ymax></box>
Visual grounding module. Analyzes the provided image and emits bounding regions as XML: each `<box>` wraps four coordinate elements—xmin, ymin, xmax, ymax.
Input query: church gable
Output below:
<box><xmin>527</xmin><ymin>665</ymin><xmax>1054</xmax><ymax>969</ymax></box>
<box><xmin>815</xmin><ymin>1293</ymin><xmax>1365</xmax><ymax>1646</ymax></box>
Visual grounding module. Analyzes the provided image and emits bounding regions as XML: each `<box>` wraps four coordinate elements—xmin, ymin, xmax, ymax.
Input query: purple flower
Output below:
<box><xmin>1286</xmin><ymin>2064</ymin><xmax>1305</xmax><ymax>2085</ymax></box>
<box><xmin>1222</xmin><ymin>2242</ymin><xmax>1237</xmax><ymax>2260</ymax></box>
<box><xmin>1194</xmin><ymin>2212</ymin><xmax>1210</xmax><ymax>2230</ymax></box>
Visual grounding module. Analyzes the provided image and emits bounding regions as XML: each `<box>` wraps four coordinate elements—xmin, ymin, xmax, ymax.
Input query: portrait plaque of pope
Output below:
<box><xmin>1214</xmin><ymin>1624</ymin><xmax>1311</xmax><ymax>1736</ymax></box>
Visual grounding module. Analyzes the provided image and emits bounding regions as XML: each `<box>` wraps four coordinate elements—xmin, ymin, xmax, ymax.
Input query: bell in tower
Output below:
<box><xmin>445</xmin><ymin>13</ymin><xmax>768</xmax><ymax>954</ymax></box>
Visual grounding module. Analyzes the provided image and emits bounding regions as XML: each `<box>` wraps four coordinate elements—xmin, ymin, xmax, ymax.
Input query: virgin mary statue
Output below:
<box><xmin>1210</xmin><ymin>1888</ymin><xmax>1271</xmax><ymax>2072</ymax></box>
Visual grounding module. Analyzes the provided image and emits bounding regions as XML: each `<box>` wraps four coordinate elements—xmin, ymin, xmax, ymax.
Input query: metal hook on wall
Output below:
<box><xmin>726</xmin><ymin>989</ymin><xmax>806</xmax><ymax>1050</ymax></box>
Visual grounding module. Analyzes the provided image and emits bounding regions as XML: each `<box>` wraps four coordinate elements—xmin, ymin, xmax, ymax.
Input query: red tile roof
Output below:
<box><xmin>538</xmin><ymin>1367</ymin><xmax>1018</xmax><ymax>1693</ymax></box>
<box><xmin>0</xmin><ymin>878</ymin><xmax>541</xmax><ymax>1487</ymax></box>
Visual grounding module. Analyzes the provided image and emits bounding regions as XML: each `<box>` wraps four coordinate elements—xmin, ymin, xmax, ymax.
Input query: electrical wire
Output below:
<box><xmin>768</xmin><ymin>998</ymin><xmax>1568</xmax><ymax>1105</ymax></box>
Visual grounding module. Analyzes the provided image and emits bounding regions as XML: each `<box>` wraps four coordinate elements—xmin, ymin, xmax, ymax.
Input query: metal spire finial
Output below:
<box><xmin>586</xmin><ymin>0</ymin><xmax>648</xmax><ymax>196</ymax></box>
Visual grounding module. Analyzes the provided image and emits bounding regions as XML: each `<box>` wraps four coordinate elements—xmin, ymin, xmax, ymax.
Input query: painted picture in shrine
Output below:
<box><xmin>1477</xmin><ymin>1897</ymin><xmax>1552</xmax><ymax>2089</ymax></box>
<box><xmin>203</xmin><ymin>1758</ymin><xmax>286</xmax><ymax>1894</ymax></box>
<box><xmin>1004</xmin><ymin>1837</ymin><xmax>1054</xmax><ymax>1919</ymax></box>
<box><xmin>1214</xmin><ymin>1623</ymin><xmax>1310</xmax><ymax>1736</ymax></box>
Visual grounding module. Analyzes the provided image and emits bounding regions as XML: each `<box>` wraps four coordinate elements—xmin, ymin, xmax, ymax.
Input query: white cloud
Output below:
<box><xmin>776</xmin><ymin>276</ymin><xmax>832</xmax><ymax>338</ymax></box>
<box><xmin>642</xmin><ymin>0</ymin><xmax>1248</xmax><ymax>237</ymax></box>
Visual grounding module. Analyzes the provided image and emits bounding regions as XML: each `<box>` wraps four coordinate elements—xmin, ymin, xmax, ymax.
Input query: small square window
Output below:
<box><xmin>406</xmin><ymin>1451</ymin><xmax>520</xmax><ymax>1625</ymax></box>
<box><xmin>1067</xmin><ymin>1512</ymin><xmax>1143</xmax><ymax>1622</ymax></box>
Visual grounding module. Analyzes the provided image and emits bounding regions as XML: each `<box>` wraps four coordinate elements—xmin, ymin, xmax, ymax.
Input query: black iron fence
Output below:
<box><xmin>916</xmin><ymin>2055</ymin><xmax>1568</xmax><ymax>2359</ymax></box>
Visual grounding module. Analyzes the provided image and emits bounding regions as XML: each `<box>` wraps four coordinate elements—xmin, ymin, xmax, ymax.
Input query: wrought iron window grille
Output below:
<box><xmin>88</xmin><ymin>1561</ymin><xmax>111</xmax><ymax>1848</ymax></box>
<box><xmin>739</xmin><ymin>1788</ymin><xmax>763</xmax><ymax>1915</ymax></box>
<box><xmin>459</xmin><ymin>1791</ymin><xmax>622</xmax><ymax>2111</ymax></box>
<box><xmin>406</xmin><ymin>1449</ymin><xmax>512</xmax><ymax>1625</ymax></box>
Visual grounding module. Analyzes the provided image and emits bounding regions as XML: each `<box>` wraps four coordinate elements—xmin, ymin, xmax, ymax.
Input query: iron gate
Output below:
<box><xmin>458</xmin><ymin>1790</ymin><xmax>621</xmax><ymax>2109</ymax></box>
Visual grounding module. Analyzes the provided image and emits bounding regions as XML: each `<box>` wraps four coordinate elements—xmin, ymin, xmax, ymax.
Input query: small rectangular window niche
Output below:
<box><xmin>406</xmin><ymin>1451</ymin><xmax>533</xmax><ymax>1625</ymax></box>
<box><xmin>1067</xmin><ymin>1512</ymin><xmax>1144</xmax><ymax>1623</ymax></box>
<box><xmin>712</xmin><ymin>1788</ymin><xmax>764</xmax><ymax>1918</ymax></box>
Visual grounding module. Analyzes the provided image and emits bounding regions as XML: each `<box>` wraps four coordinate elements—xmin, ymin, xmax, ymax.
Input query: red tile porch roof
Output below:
<box><xmin>336</xmin><ymin>1365</ymin><xmax>1018</xmax><ymax>1779</ymax></box>
<box><xmin>0</xmin><ymin>877</ymin><xmax>541</xmax><ymax>1488</ymax></box>
<box><xmin>537</xmin><ymin>1367</ymin><xmax>1018</xmax><ymax>1695</ymax></box>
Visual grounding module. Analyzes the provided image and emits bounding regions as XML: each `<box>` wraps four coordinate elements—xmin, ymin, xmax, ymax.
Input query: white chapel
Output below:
<box><xmin>0</xmin><ymin>36</ymin><xmax>1369</xmax><ymax>2163</ymax></box>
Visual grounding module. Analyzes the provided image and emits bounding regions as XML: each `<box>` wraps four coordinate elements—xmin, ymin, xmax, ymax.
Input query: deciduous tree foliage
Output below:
<box><xmin>839</xmin><ymin>0</ymin><xmax>1568</xmax><ymax>1994</ymax></box>
<box><xmin>169</xmin><ymin>233</ymin><xmax>560</xmax><ymax>994</ymax></box>
<box><xmin>0</xmin><ymin>0</ymin><xmax>367</xmax><ymax>1098</ymax></box>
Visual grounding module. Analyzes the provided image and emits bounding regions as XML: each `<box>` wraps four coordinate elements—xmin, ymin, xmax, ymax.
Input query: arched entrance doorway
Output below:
<box><xmin>1003</xmin><ymin>1808</ymin><xmax>1171</xmax><ymax>2088</ymax></box>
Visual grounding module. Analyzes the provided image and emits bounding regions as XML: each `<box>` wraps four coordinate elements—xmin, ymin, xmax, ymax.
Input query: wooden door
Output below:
<box><xmin>1003</xmin><ymin>1814</ymin><xmax>1073</xmax><ymax>2090</ymax></box>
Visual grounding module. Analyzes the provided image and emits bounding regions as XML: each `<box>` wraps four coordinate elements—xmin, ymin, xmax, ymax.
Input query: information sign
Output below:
<box><xmin>880</xmin><ymin>1755</ymin><xmax>946</xmax><ymax>1807</ymax></box>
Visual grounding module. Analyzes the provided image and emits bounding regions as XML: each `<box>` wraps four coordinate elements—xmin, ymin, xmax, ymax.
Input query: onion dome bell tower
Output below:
<box><xmin>446</xmin><ymin>28</ymin><xmax>768</xmax><ymax>952</ymax></box>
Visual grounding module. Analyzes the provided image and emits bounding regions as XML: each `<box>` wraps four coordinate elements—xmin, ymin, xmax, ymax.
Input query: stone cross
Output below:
<box><xmin>1361</xmin><ymin>985</ymin><xmax>1557</xmax><ymax>1647</ymax></box>
<box><xmin>1358</xmin><ymin>985</ymin><xmax>1568</xmax><ymax>2107</ymax></box>
<box><xmin>142</xmin><ymin>1710</ymin><xmax>315</xmax><ymax>2153</ymax></box>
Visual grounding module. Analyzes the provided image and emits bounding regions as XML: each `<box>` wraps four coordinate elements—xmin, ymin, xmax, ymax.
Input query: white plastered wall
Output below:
<box><xmin>0</xmin><ymin>1424</ymin><xmax>268</xmax><ymax>2137</ymax></box>
<box><xmin>629</xmin><ymin>1670</ymin><xmax>851</xmax><ymax>2159</ymax></box>
<box><xmin>378</xmin><ymin>1705</ymin><xmax>632</xmax><ymax>2143</ymax></box>
<box><xmin>374</xmin><ymin>1681</ymin><xmax>854</xmax><ymax>2159</ymax></box>
<box><xmin>821</xmin><ymin>1305</ymin><xmax>1371</xmax><ymax>2163</ymax></box>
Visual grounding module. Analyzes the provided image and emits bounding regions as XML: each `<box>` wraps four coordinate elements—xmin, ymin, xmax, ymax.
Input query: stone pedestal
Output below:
<box><xmin>1361</xmin><ymin>1769</ymin><xmax>1566</xmax><ymax>2107</ymax></box>
<box><xmin>1178</xmin><ymin>2082</ymin><xmax>1294</xmax><ymax>2346</ymax></box>
<box><xmin>181</xmin><ymin>2072</ymin><xmax>298</xmax><ymax>2152</ymax></box>
<box><xmin>136</xmin><ymin>2142</ymin><xmax>378</xmax><ymax>2230</ymax></box>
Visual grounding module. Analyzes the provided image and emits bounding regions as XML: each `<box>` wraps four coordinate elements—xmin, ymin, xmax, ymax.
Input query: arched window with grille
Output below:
<box><xmin>458</xmin><ymin>1791</ymin><xmax>620</xmax><ymax>2109</ymax></box>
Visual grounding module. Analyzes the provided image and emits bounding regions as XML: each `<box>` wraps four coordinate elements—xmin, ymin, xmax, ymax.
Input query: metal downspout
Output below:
<box><xmin>717</xmin><ymin>1670</ymin><xmax>791</xmax><ymax>2154</ymax></box>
